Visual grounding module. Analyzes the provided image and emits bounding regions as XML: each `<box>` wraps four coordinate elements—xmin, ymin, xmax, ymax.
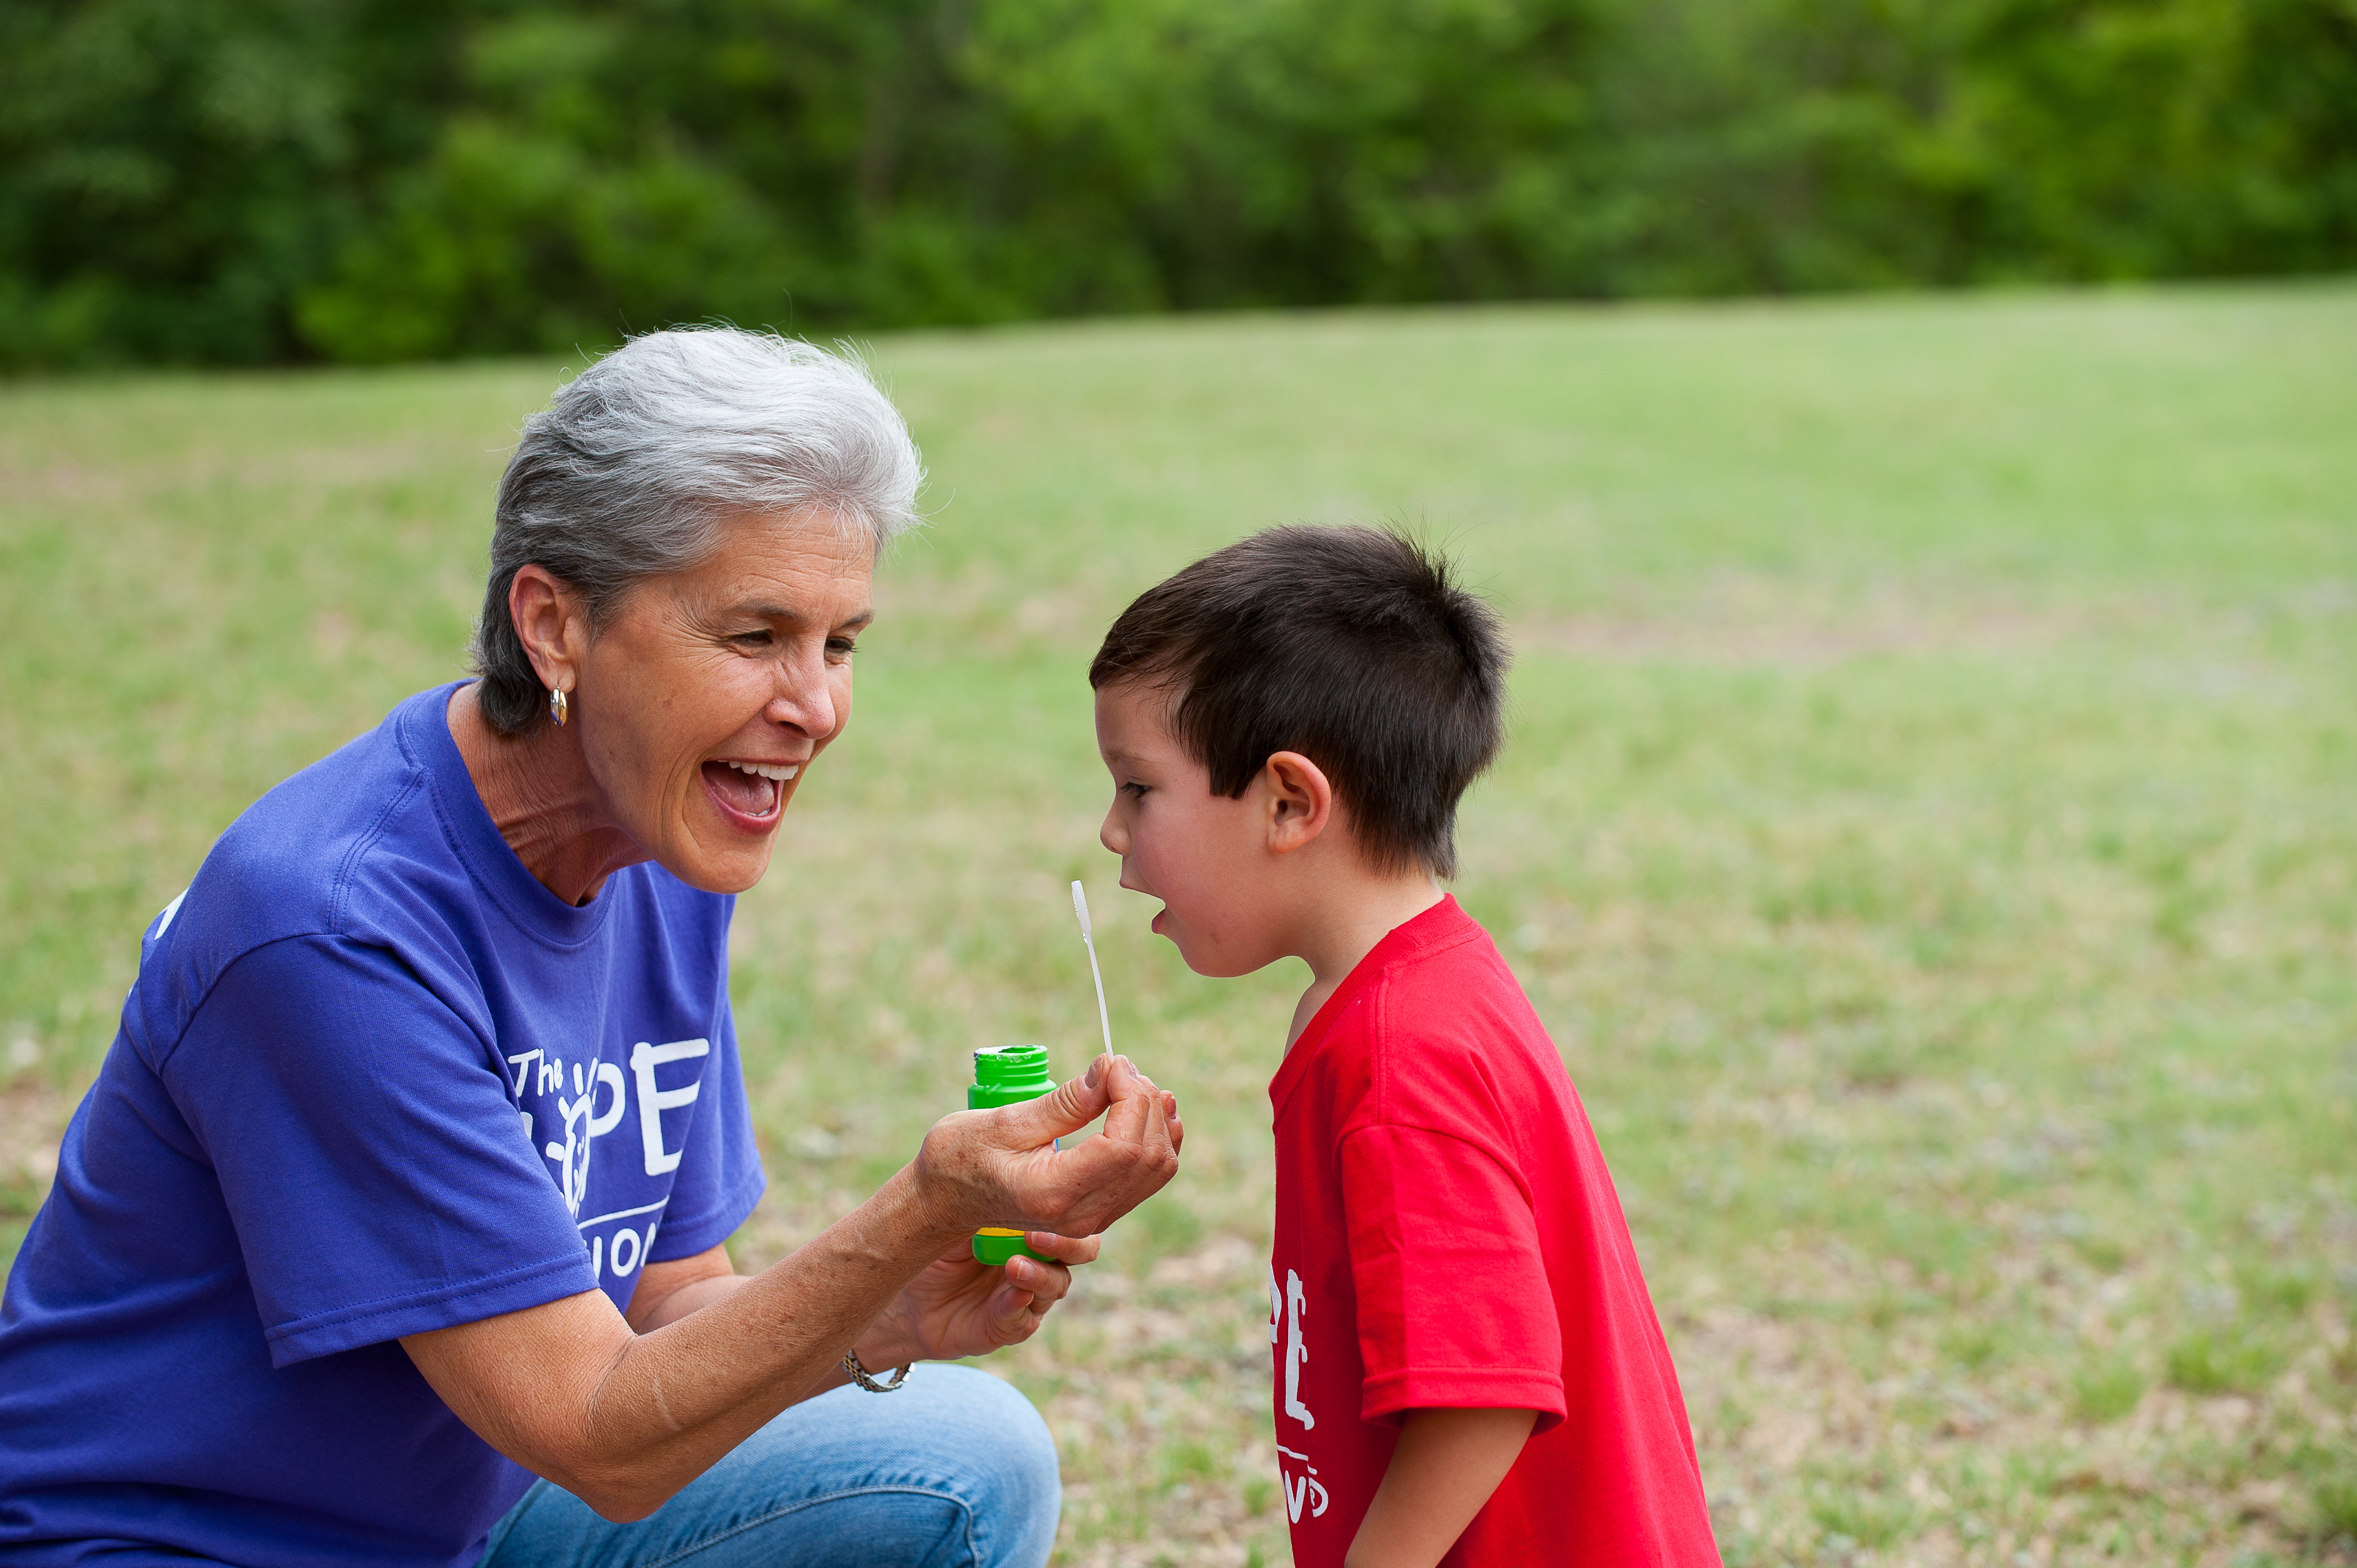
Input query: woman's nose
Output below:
<box><xmin>764</xmin><ymin>659</ymin><xmax>838</xmax><ymax>739</ymax></box>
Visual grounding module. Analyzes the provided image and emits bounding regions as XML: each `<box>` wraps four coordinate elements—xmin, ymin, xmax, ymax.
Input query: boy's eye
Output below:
<box><xmin>1120</xmin><ymin>781</ymin><xmax>1149</xmax><ymax>799</ymax></box>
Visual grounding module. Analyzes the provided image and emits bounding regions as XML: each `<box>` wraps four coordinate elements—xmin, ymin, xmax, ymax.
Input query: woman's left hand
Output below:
<box><xmin>860</xmin><ymin>1231</ymin><xmax>1100</xmax><ymax>1365</ymax></box>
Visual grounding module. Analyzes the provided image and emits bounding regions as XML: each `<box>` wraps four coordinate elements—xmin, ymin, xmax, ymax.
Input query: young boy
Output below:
<box><xmin>1090</xmin><ymin>526</ymin><xmax>1720</xmax><ymax>1568</ymax></box>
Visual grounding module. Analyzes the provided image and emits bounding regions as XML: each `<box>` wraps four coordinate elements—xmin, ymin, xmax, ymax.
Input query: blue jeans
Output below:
<box><xmin>475</xmin><ymin>1365</ymin><xmax>1061</xmax><ymax>1568</ymax></box>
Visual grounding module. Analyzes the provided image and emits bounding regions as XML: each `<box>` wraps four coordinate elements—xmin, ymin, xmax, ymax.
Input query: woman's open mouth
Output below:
<box><xmin>701</xmin><ymin>759</ymin><xmax>798</xmax><ymax>829</ymax></box>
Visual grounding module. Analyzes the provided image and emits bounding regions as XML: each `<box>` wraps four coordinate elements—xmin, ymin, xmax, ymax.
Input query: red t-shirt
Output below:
<box><xmin>1267</xmin><ymin>897</ymin><xmax>1720</xmax><ymax>1568</ymax></box>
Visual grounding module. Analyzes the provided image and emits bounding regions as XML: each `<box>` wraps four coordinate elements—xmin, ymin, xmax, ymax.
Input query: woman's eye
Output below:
<box><xmin>825</xmin><ymin>638</ymin><xmax>858</xmax><ymax>659</ymax></box>
<box><xmin>730</xmin><ymin>630</ymin><xmax>772</xmax><ymax>647</ymax></box>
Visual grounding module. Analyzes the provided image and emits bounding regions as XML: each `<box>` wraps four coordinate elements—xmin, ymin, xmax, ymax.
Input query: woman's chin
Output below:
<box><xmin>668</xmin><ymin>839</ymin><xmax>778</xmax><ymax>896</ymax></box>
<box><xmin>663</xmin><ymin>808</ymin><xmax>783</xmax><ymax>893</ymax></box>
<box><xmin>658</xmin><ymin>771</ymin><xmax>798</xmax><ymax>893</ymax></box>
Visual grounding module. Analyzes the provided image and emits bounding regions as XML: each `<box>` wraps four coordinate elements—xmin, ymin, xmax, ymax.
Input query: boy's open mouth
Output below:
<box><xmin>701</xmin><ymin>759</ymin><xmax>797</xmax><ymax>823</ymax></box>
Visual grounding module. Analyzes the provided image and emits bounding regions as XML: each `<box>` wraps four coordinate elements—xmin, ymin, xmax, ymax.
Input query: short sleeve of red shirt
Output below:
<box><xmin>1340</xmin><ymin>1125</ymin><xmax>1565</xmax><ymax>1429</ymax></box>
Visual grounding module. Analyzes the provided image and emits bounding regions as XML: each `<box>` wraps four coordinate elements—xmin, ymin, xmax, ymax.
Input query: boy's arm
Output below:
<box><xmin>1344</xmin><ymin>1406</ymin><xmax>1539</xmax><ymax>1568</ymax></box>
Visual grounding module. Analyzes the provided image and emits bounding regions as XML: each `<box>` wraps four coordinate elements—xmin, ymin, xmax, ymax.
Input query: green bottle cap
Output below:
<box><xmin>970</xmin><ymin>1045</ymin><xmax>1056</xmax><ymax>1103</ymax></box>
<box><xmin>970</xmin><ymin>1046</ymin><xmax>1055</xmax><ymax>1266</ymax></box>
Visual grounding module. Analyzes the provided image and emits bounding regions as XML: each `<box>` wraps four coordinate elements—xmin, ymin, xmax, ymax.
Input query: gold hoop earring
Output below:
<box><xmin>549</xmin><ymin>687</ymin><xmax>569</xmax><ymax>728</ymax></box>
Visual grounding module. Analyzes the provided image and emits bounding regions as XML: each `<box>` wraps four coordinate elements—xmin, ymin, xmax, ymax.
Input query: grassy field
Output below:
<box><xmin>4</xmin><ymin>283</ymin><xmax>2356</xmax><ymax>1567</ymax></box>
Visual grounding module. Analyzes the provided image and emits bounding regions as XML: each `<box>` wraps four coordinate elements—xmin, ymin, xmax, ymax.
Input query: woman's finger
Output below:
<box><xmin>1133</xmin><ymin>1062</ymin><xmax>1177</xmax><ymax>1157</ymax></box>
<box><xmin>1070</xmin><ymin>1058</ymin><xmax>1157</xmax><ymax>1164</ymax></box>
<box><xmin>1004</xmin><ymin>1255</ymin><xmax>1075</xmax><ymax>1304</ymax></box>
<box><xmin>1023</xmin><ymin>1058</ymin><xmax>1116</xmax><ymax>1142</ymax></box>
<box><xmin>1103</xmin><ymin>1055</ymin><xmax>1171</xmax><ymax>1148</ymax></box>
<box><xmin>1121</xmin><ymin>1069</ymin><xmax>1183</xmax><ymax>1153</ymax></box>
<box><xmin>1022</xmin><ymin>1231</ymin><xmax>1102</xmax><ymax>1266</ymax></box>
<box><xmin>990</xmin><ymin>1284</ymin><xmax>1039</xmax><ymax>1340</ymax></box>
<box><xmin>991</xmin><ymin>1276</ymin><xmax>1062</xmax><ymax>1341</ymax></box>
<box><xmin>1022</xmin><ymin>1055</ymin><xmax>1180</xmax><ymax>1235</ymax></box>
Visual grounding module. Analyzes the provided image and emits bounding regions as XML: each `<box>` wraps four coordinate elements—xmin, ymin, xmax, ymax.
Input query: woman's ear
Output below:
<box><xmin>509</xmin><ymin>565</ymin><xmax>589</xmax><ymax>695</ymax></box>
<box><xmin>1262</xmin><ymin>751</ymin><xmax>1334</xmax><ymax>854</ymax></box>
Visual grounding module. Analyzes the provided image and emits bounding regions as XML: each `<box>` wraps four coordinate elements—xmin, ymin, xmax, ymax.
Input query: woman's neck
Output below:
<box><xmin>446</xmin><ymin>684</ymin><xmax>650</xmax><ymax>907</ymax></box>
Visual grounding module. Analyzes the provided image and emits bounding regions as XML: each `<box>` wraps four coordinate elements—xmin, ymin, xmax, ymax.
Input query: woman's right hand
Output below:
<box><xmin>910</xmin><ymin>1052</ymin><xmax>1183</xmax><ymax>1243</ymax></box>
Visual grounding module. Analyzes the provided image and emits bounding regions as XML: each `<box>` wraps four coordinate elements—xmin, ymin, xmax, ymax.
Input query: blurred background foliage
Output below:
<box><xmin>2</xmin><ymin>0</ymin><xmax>2352</xmax><ymax>368</ymax></box>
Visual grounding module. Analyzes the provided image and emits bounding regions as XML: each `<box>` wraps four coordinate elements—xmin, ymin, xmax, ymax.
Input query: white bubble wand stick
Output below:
<box><xmin>1071</xmin><ymin>880</ymin><xmax>1114</xmax><ymax>1061</ymax></box>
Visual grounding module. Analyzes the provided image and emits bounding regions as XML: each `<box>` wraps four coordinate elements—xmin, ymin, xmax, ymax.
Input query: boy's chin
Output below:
<box><xmin>1167</xmin><ymin>933</ymin><xmax>1277</xmax><ymax>981</ymax></box>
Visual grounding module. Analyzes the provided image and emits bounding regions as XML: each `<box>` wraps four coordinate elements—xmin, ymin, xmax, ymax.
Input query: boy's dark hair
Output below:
<box><xmin>1089</xmin><ymin>525</ymin><xmax>1510</xmax><ymax>879</ymax></box>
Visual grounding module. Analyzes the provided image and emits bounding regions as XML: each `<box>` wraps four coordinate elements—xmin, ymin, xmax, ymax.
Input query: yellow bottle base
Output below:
<box><xmin>972</xmin><ymin>1227</ymin><xmax>1050</xmax><ymax>1266</ymax></box>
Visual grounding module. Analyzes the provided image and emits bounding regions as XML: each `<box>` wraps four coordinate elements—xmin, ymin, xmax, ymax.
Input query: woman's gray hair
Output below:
<box><xmin>472</xmin><ymin>327</ymin><xmax>925</xmax><ymax>735</ymax></box>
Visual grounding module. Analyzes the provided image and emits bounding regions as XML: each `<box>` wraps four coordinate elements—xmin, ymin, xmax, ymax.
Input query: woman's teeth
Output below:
<box><xmin>725</xmin><ymin>760</ymin><xmax>799</xmax><ymax>781</ymax></box>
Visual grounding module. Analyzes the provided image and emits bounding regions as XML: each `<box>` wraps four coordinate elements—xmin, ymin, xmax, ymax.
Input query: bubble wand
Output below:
<box><xmin>1072</xmin><ymin>880</ymin><xmax>1114</xmax><ymax>1060</ymax></box>
<box><xmin>965</xmin><ymin>885</ymin><xmax>1113</xmax><ymax>1268</ymax></box>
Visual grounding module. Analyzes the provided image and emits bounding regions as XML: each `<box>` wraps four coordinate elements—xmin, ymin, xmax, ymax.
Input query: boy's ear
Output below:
<box><xmin>1262</xmin><ymin>751</ymin><xmax>1334</xmax><ymax>854</ymax></box>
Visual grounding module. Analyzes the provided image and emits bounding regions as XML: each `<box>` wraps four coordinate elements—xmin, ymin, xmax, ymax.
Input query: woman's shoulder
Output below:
<box><xmin>202</xmin><ymin>702</ymin><xmax>442</xmax><ymax>928</ymax></box>
<box><xmin>136</xmin><ymin>693</ymin><xmax>457</xmax><ymax>989</ymax></box>
<box><xmin>131</xmin><ymin>685</ymin><xmax>731</xmax><ymax>1052</ymax></box>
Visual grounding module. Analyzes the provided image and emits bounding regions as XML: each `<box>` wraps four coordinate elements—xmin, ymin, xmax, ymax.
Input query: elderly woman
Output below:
<box><xmin>0</xmin><ymin>330</ymin><xmax>1181</xmax><ymax>1568</ymax></box>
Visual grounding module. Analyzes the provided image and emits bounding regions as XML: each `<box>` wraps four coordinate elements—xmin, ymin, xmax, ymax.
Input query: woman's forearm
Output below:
<box><xmin>590</xmin><ymin>1162</ymin><xmax>969</xmax><ymax>1450</ymax></box>
<box><xmin>404</xmin><ymin>1054</ymin><xmax>1176</xmax><ymax>1520</ymax></box>
<box><xmin>407</xmin><ymin>1162</ymin><xmax>965</xmax><ymax>1520</ymax></box>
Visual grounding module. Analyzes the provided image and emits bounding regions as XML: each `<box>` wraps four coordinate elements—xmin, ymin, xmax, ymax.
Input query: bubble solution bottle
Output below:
<box><xmin>969</xmin><ymin>1045</ymin><xmax>1057</xmax><ymax>1266</ymax></box>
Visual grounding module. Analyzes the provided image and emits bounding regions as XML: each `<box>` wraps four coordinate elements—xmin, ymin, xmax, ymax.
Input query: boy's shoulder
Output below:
<box><xmin>1283</xmin><ymin>897</ymin><xmax>1574</xmax><ymax>1148</ymax></box>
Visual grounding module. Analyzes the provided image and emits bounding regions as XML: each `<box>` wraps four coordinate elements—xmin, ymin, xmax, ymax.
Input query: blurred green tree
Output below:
<box><xmin>0</xmin><ymin>0</ymin><xmax>466</xmax><ymax>363</ymax></box>
<box><xmin>1</xmin><ymin>0</ymin><xmax>2349</xmax><ymax>366</ymax></box>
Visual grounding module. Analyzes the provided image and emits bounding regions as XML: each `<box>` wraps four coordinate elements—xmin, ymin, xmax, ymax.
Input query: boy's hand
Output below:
<box><xmin>912</xmin><ymin>1052</ymin><xmax>1182</xmax><ymax>1241</ymax></box>
<box><xmin>1344</xmin><ymin>1407</ymin><xmax>1538</xmax><ymax>1568</ymax></box>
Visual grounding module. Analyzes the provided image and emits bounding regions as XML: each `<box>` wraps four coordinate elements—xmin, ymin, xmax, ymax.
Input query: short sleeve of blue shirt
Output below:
<box><xmin>166</xmin><ymin>935</ymin><xmax>595</xmax><ymax>1366</ymax></box>
<box><xmin>0</xmin><ymin>684</ymin><xmax>768</xmax><ymax>1568</ymax></box>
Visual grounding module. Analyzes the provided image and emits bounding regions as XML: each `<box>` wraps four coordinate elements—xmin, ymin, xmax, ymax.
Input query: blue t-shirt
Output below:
<box><xmin>0</xmin><ymin>684</ymin><xmax>766</xmax><ymax>1567</ymax></box>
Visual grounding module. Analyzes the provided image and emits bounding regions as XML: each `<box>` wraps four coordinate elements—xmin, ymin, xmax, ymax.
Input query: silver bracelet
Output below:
<box><xmin>842</xmin><ymin>1348</ymin><xmax>910</xmax><ymax>1393</ymax></box>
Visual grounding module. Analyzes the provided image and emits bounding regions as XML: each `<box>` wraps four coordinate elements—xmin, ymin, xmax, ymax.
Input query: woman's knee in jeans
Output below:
<box><xmin>919</xmin><ymin>1366</ymin><xmax>1061</xmax><ymax>1567</ymax></box>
